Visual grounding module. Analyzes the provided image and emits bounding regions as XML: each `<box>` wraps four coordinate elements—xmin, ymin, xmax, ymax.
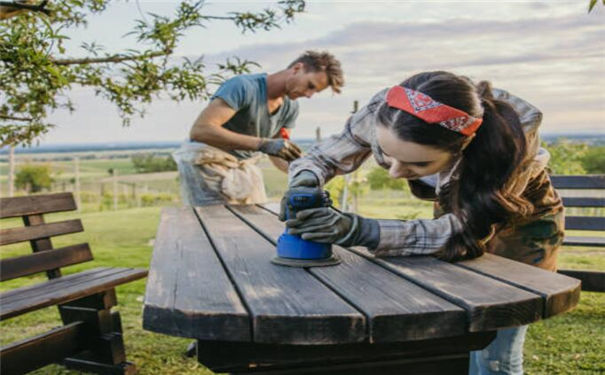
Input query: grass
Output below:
<box><xmin>1</xmin><ymin>186</ymin><xmax>603</xmax><ymax>374</ymax></box>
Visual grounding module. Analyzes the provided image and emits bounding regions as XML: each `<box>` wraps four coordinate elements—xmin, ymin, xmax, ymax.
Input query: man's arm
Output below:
<box><xmin>189</xmin><ymin>98</ymin><xmax>262</xmax><ymax>151</ymax></box>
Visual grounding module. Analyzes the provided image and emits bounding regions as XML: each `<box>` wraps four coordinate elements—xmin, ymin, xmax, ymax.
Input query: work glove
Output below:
<box><xmin>279</xmin><ymin>171</ymin><xmax>320</xmax><ymax>221</ymax></box>
<box><xmin>257</xmin><ymin>138</ymin><xmax>302</xmax><ymax>162</ymax></box>
<box><xmin>286</xmin><ymin>207</ymin><xmax>380</xmax><ymax>249</ymax></box>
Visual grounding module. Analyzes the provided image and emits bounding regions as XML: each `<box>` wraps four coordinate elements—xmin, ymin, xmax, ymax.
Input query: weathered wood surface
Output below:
<box><xmin>0</xmin><ymin>267</ymin><xmax>147</xmax><ymax>320</ymax></box>
<box><xmin>0</xmin><ymin>192</ymin><xmax>77</xmax><ymax>219</ymax></box>
<box><xmin>143</xmin><ymin>207</ymin><xmax>250</xmax><ymax>341</ymax></box>
<box><xmin>457</xmin><ymin>253</ymin><xmax>581</xmax><ymax>317</ymax></box>
<box><xmin>557</xmin><ymin>270</ymin><xmax>605</xmax><ymax>292</ymax></box>
<box><xmin>0</xmin><ymin>219</ymin><xmax>84</xmax><ymax>246</ymax></box>
<box><xmin>0</xmin><ymin>243</ymin><xmax>92</xmax><ymax>281</ymax></box>
<box><xmin>194</xmin><ymin>205</ymin><xmax>365</xmax><ymax>345</ymax></box>
<box><xmin>231</xmin><ymin>205</ymin><xmax>467</xmax><ymax>343</ymax></box>
<box><xmin>143</xmin><ymin>203</ymin><xmax>581</xmax><ymax>347</ymax></box>
<box><xmin>563</xmin><ymin>236</ymin><xmax>605</xmax><ymax>247</ymax></box>
<box><xmin>0</xmin><ymin>321</ymin><xmax>86</xmax><ymax>375</ymax></box>
<box><xmin>551</xmin><ymin>174</ymin><xmax>605</xmax><ymax>189</ymax></box>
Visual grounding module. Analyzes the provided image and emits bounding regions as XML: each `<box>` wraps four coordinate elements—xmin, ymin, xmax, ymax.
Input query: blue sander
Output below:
<box><xmin>272</xmin><ymin>187</ymin><xmax>341</xmax><ymax>267</ymax></box>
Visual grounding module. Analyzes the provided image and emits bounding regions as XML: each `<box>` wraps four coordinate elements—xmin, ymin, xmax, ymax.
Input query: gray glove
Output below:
<box><xmin>279</xmin><ymin>171</ymin><xmax>320</xmax><ymax>221</ymax></box>
<box><xmin>286</xmin><ymin>207</ymin><xmax>380</xmax><ymax>249</ymax></box>
<box><xmin>257</xmin><ymin>138</ymin><xmax>302</xmax><ymax>162</ymax></box>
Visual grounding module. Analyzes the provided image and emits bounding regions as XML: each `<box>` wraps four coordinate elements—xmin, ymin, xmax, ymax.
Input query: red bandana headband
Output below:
<box><xmin>386</xmin><ymin>86</ymin><xmax>483</xmax><ymax>136</ymax></box>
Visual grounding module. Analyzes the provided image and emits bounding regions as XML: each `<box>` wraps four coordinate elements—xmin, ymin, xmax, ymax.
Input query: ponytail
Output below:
<box><xmin>437</xmin><ymin>82</ymin><xmax>529</xmax><ymax>261</ymax></box>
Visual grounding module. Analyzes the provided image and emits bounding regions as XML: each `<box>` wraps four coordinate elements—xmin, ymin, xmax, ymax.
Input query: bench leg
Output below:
<box><xmin>57</xmin><ymin>290</ymin><xmax>137</xmax><ymax>375</ymax></box>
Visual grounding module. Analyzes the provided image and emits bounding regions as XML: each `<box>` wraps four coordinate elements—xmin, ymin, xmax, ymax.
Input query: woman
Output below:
<box><xmin>281</xmin><ymin>71</ymin><xmax>564</xmax><ymax>375</ymax></box>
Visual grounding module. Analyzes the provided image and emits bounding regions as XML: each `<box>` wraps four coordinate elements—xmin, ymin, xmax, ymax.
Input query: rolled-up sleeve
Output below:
<box><xmin>372</xmin><ymin>213</ymin><xmax>464</xmax><ymax>256</ymax></box>
<box><xmin>288</xmin><ymin>96</ymin><xmax>379</xmax><ymax>186</ymax></box>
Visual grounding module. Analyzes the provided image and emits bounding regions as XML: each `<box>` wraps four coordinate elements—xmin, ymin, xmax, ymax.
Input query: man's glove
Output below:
<box><xmin>285</xmin><ymin>207</ymin><xmax>380</xmax><ymax>249</ymax></box>
<box><xmin>257</xmin><ymin>138</ymin><xmax>302</xmax><ymax>162</ymax></box>
<box><xmin>279</xmin><ymin>171</ymin><xmax>320</xmax><ymax>221</ymax></box>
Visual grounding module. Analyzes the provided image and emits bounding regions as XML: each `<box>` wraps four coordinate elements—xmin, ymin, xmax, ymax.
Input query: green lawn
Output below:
<box><xmin>1</xmin><ymin>205</ymin><xmax>603</xmax><ymax>374</ymax></box>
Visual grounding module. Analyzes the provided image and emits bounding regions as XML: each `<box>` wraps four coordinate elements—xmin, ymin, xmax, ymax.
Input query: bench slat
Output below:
<box><xmin>195</xmin><ymin>205</ymin><xmax>366</xmax><ymax>345</ymax></box>
<box><xmin>0</xmin><ymin>193</ymin><xmax>77</xmax><ymax>219</ymax></box>
<box><xmin>0</xmin><ymin>243</ymin><xmax>93</xmax><ymax>282</ymax></box>
<box><xmin>0</xmin><ymin>267</ymin><xmax>147</xmax><ymax>320</ymax></box>
<box><xmin>0</xmin><ymin>321</ymin><xmax>86</xmax><ymax>375</ymax></box>
<box><xmin>551</xmin><ymin>175</ymin><xmax>605</xmax><ymax>189</ymax></box>
<box><xmin>143</xmin><ymin>207</ymin><xmax>250</xmax><ymax>342</ymax></box>
<box><xmin>565</xmin><ymin>216</ymin><xmax>605</xmax><ymax>231</ymax></box>
<box><xmin>563</xmin><ymin>236</ymin><xmax>605</xmax><ymax>247</ymax></box>
<box><xmin>0</xmin><ymin>219</ymin><xmax>83</xmax><ymax>246</ymax></box>
<box><xmin>561</xmin><ymin>197</ymin><xmax>605</xmax><ymax>208</ymax></box>
<box><xmin>557</xmin><ymin>269</ymin><xmax>605</xmax><ymax>292</ymax></box>
<box><xmin>231</xmin><ymin>205</ymin><xmax>467</xmax><ymax>343</ymax></box>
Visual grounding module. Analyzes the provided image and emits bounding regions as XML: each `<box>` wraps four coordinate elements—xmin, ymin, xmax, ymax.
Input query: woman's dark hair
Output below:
<box><xmin>375</xmin><ymin>71</ymin><xmax>529</xmax><ymax>261</ymax></box>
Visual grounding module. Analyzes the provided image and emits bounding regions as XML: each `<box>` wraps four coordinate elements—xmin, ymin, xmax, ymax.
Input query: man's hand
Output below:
<box><xmin>286</xmin><ymin>207</ymin><xmax>381</xmax><ymax>249</ymax></box>
<box><xmin>257</xmin><ymin>138</ymin><xmax>302</xmax><ymax>162</ymax></box>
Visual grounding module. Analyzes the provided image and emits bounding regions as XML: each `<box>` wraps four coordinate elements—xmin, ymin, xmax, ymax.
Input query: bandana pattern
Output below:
<box><xmin>387</xmin><ymin>86</ymin><xmax>482</xmax><ymax>136</ymax></box>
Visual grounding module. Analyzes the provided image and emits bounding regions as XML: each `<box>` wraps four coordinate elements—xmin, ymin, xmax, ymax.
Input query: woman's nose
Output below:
<box><xmin>389</xmin><ymin>161</ymin><xmax>409</xmax><ymax>179</ymax></box>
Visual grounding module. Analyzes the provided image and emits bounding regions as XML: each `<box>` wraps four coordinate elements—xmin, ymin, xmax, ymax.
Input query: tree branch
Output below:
<box><xmin>53</xmin><ymin>49</ymin><xmax>171</xmax><ymax>66</ymax></box>
<box><xmin>0</xmin><ymin>0</ymin><xmax>50</xmax><ymax>18</ymax></box>
<box><xmin>0</xmin><ymin>114</ymin><xmax>34</xmax><ymax>121</ymax></box>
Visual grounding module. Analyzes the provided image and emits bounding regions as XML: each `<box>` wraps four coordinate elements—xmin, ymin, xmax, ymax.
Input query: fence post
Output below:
<box><xmin>112</xmin><ymin>169</ymin><xmax>118</xmax><ymax>211</ymax></box>
<box><xmin>74</xmin><ymin>157</ymin><xmax>81</xmax><ymax>212</ymax></box>
<box><xmin>8</xmin><ymin>146</ymin><xmax>15</xmax><ymax>197</ymax></box>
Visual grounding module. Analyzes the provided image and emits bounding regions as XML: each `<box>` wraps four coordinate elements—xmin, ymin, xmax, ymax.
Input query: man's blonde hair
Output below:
<box><xmin>288</xmin><ymin>50</ymin><xmax>344</xmax><ymax>94</ymax></box>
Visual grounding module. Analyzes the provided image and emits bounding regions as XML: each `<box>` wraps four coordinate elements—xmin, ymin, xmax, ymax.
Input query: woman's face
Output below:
<box><xmin>376</xmin><ymin>125</ymin><xmax>455</xmax><ymax>180</ymax></box>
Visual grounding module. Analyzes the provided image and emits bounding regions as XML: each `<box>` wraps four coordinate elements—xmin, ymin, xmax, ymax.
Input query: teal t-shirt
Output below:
<box><xmin>211</xmin><ymin>73</ymin><xmax>299</xmax><ymax>160</ymax></box>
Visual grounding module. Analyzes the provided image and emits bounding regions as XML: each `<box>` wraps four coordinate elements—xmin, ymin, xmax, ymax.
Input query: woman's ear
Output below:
<box><xmin>460</xmin><ymin>133</ymin><xmax>476</xmax><ymax>151</ymax></box>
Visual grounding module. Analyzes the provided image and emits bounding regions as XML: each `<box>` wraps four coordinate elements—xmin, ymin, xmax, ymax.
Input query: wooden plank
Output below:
<box><xmin>557</xmin><ymin>269</ymin><xmax>605</xmax><ymax>292</ymax></box>
<box><xmin>142</xmin><ymin>207</ymin><xmax>250</xmax><ymax>341</ymax></box>
<box><xmin>0</xmin><ymin>267</ymin><xmax>147</xmax><ymax>320</ymax></box>
<box><xmin>257</xmin><ymin>204</ymin><xmax>545</xmax><ymax>331</ymax></box>
<box><xmin>563</xmin><ymin>236</ymin><xmax>605</xmax><ymax>247</ymax></box>
<box><xmin>349</xmin><ymin>249</ymin><xmax>543</xmax><ymax>332</ymax></box>
<box><xmin>231</xmin><ymin>205</ymin><xmax>467</xmax><ymax>343</ymax></box>
<box><xmin>0</xmin><ymin>192</ymin><xmax>77</xmax><ymax>219</ymax></box>
<box><xmin>551</xmin><ymin>175</ymin><xmax>605</xmax><ymax>189</ymax></box>
<box><xmin>457</xmin><ymin>253</ymin><xmax>580</xmax><ymax>317</ymax></box>
<box><xmin>561</xmin><ymin>197</ymin><xmax>605</xmax><ymax>208</ymax></box>
<box><xmin>565</xmin><ymin>216</ymin><xmax>605</xmax><ymax>231</ymax></box>
<box><xmin>0</xmin><ymin>219</ymin><xmax>83</xmax><ymax>246</ymax></box>
<box><xmin>0</xmin><ymin>243</ymin><xmax>93</xmax><ymax>281</ymax></box>
<box><xmin>197</xmin><ymin>332</ymin><xmax>495</xmax><ymax>373</ymax></box>
<box><xmin>194</xmin><ymin>205</ymin><xmax>365</xmax><ymax>345</ymax></box>
<box><xmin>0</xmin><ymin>321</ymin><xmax>86</xmax><ymax>375</ymax></box>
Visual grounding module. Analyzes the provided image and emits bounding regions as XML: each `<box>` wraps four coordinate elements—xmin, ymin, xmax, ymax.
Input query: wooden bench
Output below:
<box><xmin>0</xmin><ymin>193</ymin><xmax>148</xmax><ymax>375</ymax></box>
<box><xmin>552</xmin><ymin>175</ymin><xmax>605</xmax><ymax>292</ymax></box>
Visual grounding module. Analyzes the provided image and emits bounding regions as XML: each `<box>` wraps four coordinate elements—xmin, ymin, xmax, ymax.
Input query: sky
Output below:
<box><xmin>39</xmin><ymin>0</ymin><xmax>605</xmax><ymax>144</ymax></box>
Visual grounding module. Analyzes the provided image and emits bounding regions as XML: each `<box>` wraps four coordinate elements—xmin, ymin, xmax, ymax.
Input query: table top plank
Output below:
<box><xmin>457</xmin><ymin>253</ymin><xmax>581</xmax><ymax>318</ymax></box>
<box><xmin>194</xmin><ymin>205</ymin><xmax>366</xmax><ymax>345</ymax></box>
<box><xmin>143</xmin><ymin>207</ymin><xmax>250</xmax><ymax>341</ymax></box>
<box><xmin>350</xmin><ymin>248</ymin><xmax>544</xmax><ymax>332</ymax></box>
<box><xmin>231</xmin><ymin>205</ymin><xmax>468</xmax><ymax>343</ymax></box>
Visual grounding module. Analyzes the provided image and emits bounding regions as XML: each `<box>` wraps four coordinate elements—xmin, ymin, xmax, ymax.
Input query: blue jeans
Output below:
<box><xmin>469</xmin><ymin>325</ymin><xmax>529</xmax><ymax>375</ymax></box>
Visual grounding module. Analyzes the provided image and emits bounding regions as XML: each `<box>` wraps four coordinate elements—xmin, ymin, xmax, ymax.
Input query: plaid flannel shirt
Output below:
<box><xmin>289</xmin><ymin>88</ymin><xmax>548</xmax><ymax>257</ymax></box>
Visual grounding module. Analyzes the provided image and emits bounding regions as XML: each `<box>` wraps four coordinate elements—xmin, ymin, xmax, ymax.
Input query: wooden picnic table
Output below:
<box><xmin>142</xmin><ymin>204</ymin><xmax>581</xmax><ymax>375</ymax></box>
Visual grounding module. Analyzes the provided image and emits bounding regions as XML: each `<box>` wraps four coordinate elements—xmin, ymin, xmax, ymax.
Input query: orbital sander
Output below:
<box><xmin>272</xmin><ymin>187</ymin><xmax>341</xmax><ymax>267</ymax></box>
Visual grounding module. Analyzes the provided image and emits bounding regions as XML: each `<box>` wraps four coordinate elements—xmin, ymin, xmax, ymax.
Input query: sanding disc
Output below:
<box><xmin>271</xmin><ymin>255</ymin><xmax>341</xmax><ymax>268</ymax></box>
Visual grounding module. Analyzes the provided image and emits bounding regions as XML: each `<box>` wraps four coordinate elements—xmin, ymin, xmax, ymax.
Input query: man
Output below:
<box><xmin>174</xmin><ymin>50</ymin><xmax>344</xmax><ymax>206</ymax></box>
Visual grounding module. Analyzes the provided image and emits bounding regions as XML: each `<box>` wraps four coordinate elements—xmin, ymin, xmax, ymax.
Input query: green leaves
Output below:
<box><xmin>588</xmin><ymin>0</ymin><xmax>605</xmax><ymax>12</ymax></box>
<box><xmin>1</xmin><ymin>0</ymin><xmax>307</xmax><ymax>146</ymax></box>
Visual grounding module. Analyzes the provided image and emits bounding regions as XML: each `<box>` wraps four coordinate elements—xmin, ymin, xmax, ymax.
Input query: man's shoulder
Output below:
<box><xmin>223</xmin><ymin>73</ymin><xmax>264</xmax><ymax>90</ymax></box>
